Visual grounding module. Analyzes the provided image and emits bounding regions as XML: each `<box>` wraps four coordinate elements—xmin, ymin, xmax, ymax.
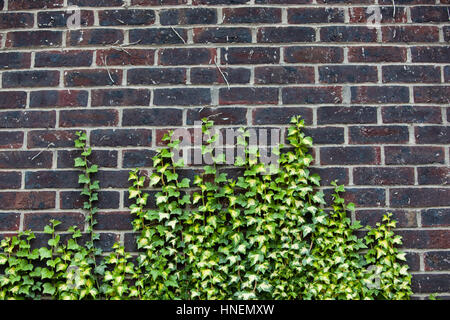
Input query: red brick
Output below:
<box><xmin>0</xmin><ymin>191</ymin><xmax>55</xmax><ymax>210</ymax></box>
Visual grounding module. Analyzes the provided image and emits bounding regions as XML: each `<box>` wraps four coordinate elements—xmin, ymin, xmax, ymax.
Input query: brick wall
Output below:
<box><xmin>0</xmin><ymin>0</ymin><xmax>449</xmax><ymax>299</ymax></box>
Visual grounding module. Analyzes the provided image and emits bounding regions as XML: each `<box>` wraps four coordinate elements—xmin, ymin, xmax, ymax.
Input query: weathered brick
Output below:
<box><xmin>60</xmin><ymin>191</ymin><xmax>120</xmax><ymax>210</ymax></box>
<box><xmin>320</xmin><ymin>146</ymin><xmax>380</xmax><ymax>165</ymax></box>
<box><xmin>222</xmin><ymin>47</ymin><xmax>279</xmax><ymax>64</ymax></box>
<box><xmin>421</xmin><ymin>208</ymin><xmax>450</xmax><ymax>227</ymax></box>
<box><xmin>128</xmin><ymin>68</ymin><xmax>185</xmax><ymax>85</ymax></box>
<box><xmin>0</xmin><ymin>92</ymin><xmax>27</xmax><ymax>109</ymax></box>
<box><xmin>319</xmin><ymin>65</ymin><xmax>378</xmax><ymax>83</ymax></box>
<box><xmin>220</xmin><ymin>87</ymin><xmax>278</xmax><ymax>105</ymax></box>
<box><xmin>190</xmin><ymin>67</ymin><xmax>250</xmax><ymax>84</ymax></box>
<box><xmin>285</xmin><ymin>46</ymin><xmax>343</xmax><ymax>63</ymax></box>
<box><xmin>288</xmin><ymin>8</ymin><xmax>344</xmax><ymax>23</ymax></box>
<box><xmin>0</xmin><ymin>191</ymin><xmax>55</xmax><ymax>210</ymax></box>
<box><xmin>351</xmin><ymin>86</ymin><xmax>410</xmax><ymax>104</ymax></box>
<box><xmin>123</xmin><ymin>108</ymin><xmax>182</xmax><ymax>126</ymax></box>
<box><xmin>255</xmin><ymin>66</ymin><xmax>314</xmax><ymax>84</ymax></box>
<box><xmin>0</xmin><ymin>13</ymin><xmax>33</xmax><ymax>30</ymax></box>
<box><xmin>415</xmin><ymin>126</ymin><xmax>449</xmax><ymax>144</ymax></box>
<box><xmin>59</xmin><ymin>109</ymin><xmax>118</xmax><ymax>128</ymax></box>
<box><xmin>160</xmin><ymin>8</ymin><xmax>217</xmax><ymax>25</ymax></box>
<box><xmin>385</xmin><ymin>146</ymin><xmax>445</xmax><ymax>165</ymax></box>
<box><xmin>382</xmin><ymin>106</ymin><xmax>442</xmax><ymax>124</ymax></box>
<box><xmin>418</xmin><ymin>167</ymin><xmax>450</xmax><ymax>185</ymax></box>
<box><xmin>187</xmin><ymin>107</ymin><xmax>247</xmax><ymax>125</ymax></box>
<box><xmin>414</xmin><ymin>86</ymin><xmax>450</xmax><ymax>104</ymax></box>
<box><xmin>91</xmin><ymin>89</ymin><xmax>151</xmax><ymax>106</ymax></box>
<box><xmin>24</xmin><ymin>212</ymin><xmax>84</xmax><ymax>231</ymax></box>
<box><xmin>253</xmin><ymin>107</ymin><xmax>313</xmax><ymax>125</ymax></box>
<box><xmin>6</xmin><ymin>31</ymin><xmax>62</xmax><ymax>48</ymax></box>
<box><xmin>154</xmin><ymin>88</ymin><xmax>211</xmax><ymax>106</ymax></box>
<box><xmin>159</xmin><ymin>48</ymin><xmax>215</xmax><ymax>66</ymax></box>
<box><xmin>68</xmin><ymin>0</ymin><xmax>123</xmax><ymax>6</ymax></box>
<box><xmin>0</xmin><ymin>172</ymin><xmax>21</xmax><ymax>189</ymax></box>
<box><xmin>99</xmin><ymin>9</ymin><xmax>155</xmax><ymax>26</ymax></box>
<box><xmin>411</xmin><ymin>6</ymin><xmax>449</xmax><ymax>22</ymax></box>
<box><xmin>348</xmin><ymin>46</ymin><xmax>407</xmax><ymax>62</ymax></box>
<box><xmin>223</xmin><ymin>7</ymin><xmax>281</xmax><ymax>24</ymax></box>
<box><xmin>349</xmin><ymin>6</ymin><xmax>407</xmax><ymax>23</ymax></box>
<box><xmin>2</xmin><ymin>70</ymin><xmax>59</xmax><ymax>88</ymax></box>
<box><xmin>383</xmin><ymin>66</ymin><xmax>441</xmax><ymax>83</ymax></box>
<box><xmin>96</xmin><ymin>170</ymin><xmax>132</xmax><ymax>189</ymax></box>
<box><xmin>129</xmin><ymin>28</ymin><xmax>187</xmax><ymax>45</ymax></box>
<box><xmin>28</xmin><ymin>130</ymin><xmax>80</xmax><ymax>149</ymax></box>
<box><xmin>349</xmin><ymin>125</ymin><xmax>409</xmax><ymax>144</ymax></box>
<box><xmin>193</xmin><ymin>27</ymin><xmax>252</xmax><ymax>43</ymax></box>
<box><xmin>326</xmin><ymin>187</ymin><xmax>386</xmax><ymax>207</ymax></box>
<box><xmin>0</xmin><ymin>213</ymin><xmax>20</xmax><ymax>231</ymax></box>
<box><xmin>321</xmin><ymin>26</ymin><xmax>377</xmax><ymax>42</ymax></box>
<box><xmin>64</xmin><ymin>69</ymin><xmax>122</xmax><ymax>87</ymax></box>
<box><xmin>353</xmin><ymin>167</ymin><xmax>415</xmax><ymax>185</ymax></box>
<box><xmin>257</xmin><ymin>27</ymin><xmax>315</xmax><ymax>43</ymax></box>
<box><xmin>283</xmin><ymin>87</ymin><xmax>342</xmax><ymax>104</ymax></box>
<box><xmin>91</xmin><ymin>129</ymin><xmax>152</xmax><ymax>147</ymax></box>
<box><xmin>0</xmin><ymin>151</ymin><xmax>52</xmax><ymax>169</ymax></box>
<box><xmin>96</xmin><ymin>212</ymin><xmax>133</xmax><ymax>231</ymax></box>
<box><xmin>309</xmin><ymin>167</ymin><xmax>348</xmax><ymax>185</ymax></box>
<box><xmin>0</xmin><ymin>111</ymin><xmax>56</xmax><ymax>128</ymax></box>
<box><xmin>318</xmin><ymin>106</ymin><xmax>377</xmax><ymax>124</ymax></box>
<box><xmin>96</xmin><ymin>49</ymin><xmax>154</xmax><ymax>66</ymax></box>
<box><xmin>411</xmin><ymin>46</ymin><xmax>450</xmax><ymax>63</ymax></box>
<box><xmin>35</xmin><ymin>50</ymin><xmax>93</xmax><ymax>67</ymax></box>
<box><xmin>304</xmin><ymin>127</ymin><xmax>345</xmax><ymax>144</ymax></box>
<box><xmin>0</xmin><ymin>52</ymin><xmax>31</xmax><ymax>70</ymax></box>
<box><xmin>0</xmin><ymin>132</ymin><xmax>23</xmax><ymax>149</ymax></box>
<box><xmin>355</xmin><ymin>209</ymin><xmax>417</xmax><ymax>228</ymax></box>
<box><xmin>382</xmin><ymin>26</ymin><xmax>439</xmax><ymax>42</ymax></box>
<box><xmin>58</xmin><ymin>150</ymin><xmax>117</xmax><ymax>168</ymax></box>
<box><xmin>424</xmin><ymin>251</ymin><xmax>450</xmax><ymax>271</ymax></box>
<box><xmin>37</xmin><ymin>10</ymin><xmax>93</xmax><ymax>28</ymax></box>
<box><xmin>9</xmin><ymin>0</ymin><xmax>64</xmax><ymax>10</ymax></box>
<box><xmin>30</xmin><ymin>90</ymin><xmax>88</xmax><ymax>108</ymax></box>
<box><xmin>391</xmin><ymin>188</ymin><xmax>450</xmax><ymax>207</ymax></box>
<box><xmin>25</xmin><ymin>171</ymin><xmax>78</xmax><ymax>189</ymax></box>
<box><xmin>397</xmin><ymin>230</ymin><xmax>450</xmax><ymax>249</ymax></box>
<box><xmin>122</xmin><ymin>149</ymin><xmax>157</xmax><ymax>168</ymax></box>
<box><xmin>67</xmin><ymin>29</ymin><xmax>124</xmax><ymax>46</ymax></box>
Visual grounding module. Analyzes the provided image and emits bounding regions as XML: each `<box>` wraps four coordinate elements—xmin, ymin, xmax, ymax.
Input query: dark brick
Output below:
<box><xmin>326</xmin><ymin>187</ymin><xmax>385</xmax><ymax>207</ymax></box>
<box><xmin>67</xmin><ymin>29</ymin><xmax>124</xmax><ymax>46</ymax></box>
<box><xmin>30</xmin><ymin>90</ymin><xmax>88</xmax><ymax>108</ymax></box>
<box><xmin>6</xmin><ymin>31</ymin><xmax>62</xmax><ymax>48</ymax></box>
<box><xmin>129</xmin><ymin>28</ymin><xmax>187</xmax><ymax>45</ymax></box>
<box><xmin>0</xmin><ymin>132</ymin><xmax>23</xmax><ymax>149</ymax></box>
<box><xmin>354</xmin><ymin>167</ymin><xmax>414</xmax><ymax>185</ymax></box>
<box><xmin>24</xmin><ymin>212</ymin><xmax>84</xmax><ymax>231</ymax></box>
<box><xmin>159</xmin><ymin>48</ymin><xmax>215</xmax><ymax>66</ymax></box>
<box><xmin>123</xmin><ymin>108</ymin><xmax>182</xmax><ymax>126</ymax></box>
<box><xmin>0</xmin><ymin>111</ymin><xmax>56</xmax><ymax>128</ymax></box>
<box><xmin>99</xmin><ymin>9</ymin><xmax>155</xmax><ymax>26</ymax></box>
<box><xmin>0</xmin><ymin>92</ymin><xmax>27</xmax><ymax>109</ymax></box>
<box><xmin>0</xmin><ymin>213</ymin><xmax>20</xmax><ymax>231</ymax></box>
<box><xmin>35</xmin><ymin>50</ymin><xmax>92</xmax><ymax>67</ymax></box>
<box><xmin>383</xmin><ymin>66</ymin><xmax>441</xmax><ymax>83</ymax></box>
<box><xmin>348</xmin><ymin>46</ymin><xmax>407</xmax><ymax>62</ymax></box>
<box><xmin>351</xmin><ymin>86</ymin><xmax>410</xmax><ymax>104</ymax></box>
<box><xmin>96</xmin><ymin>49</ymin><xmax>154</xmax><ymax>66</ymax></box>
<box><xmin>415</xmin><ymin>126</ymin><xmax>449</xmax><ymax>144</ymax></box>
<box><xmin>60</xmin><ymin>191</ymin><xmax>120</xmax><ymax>210</ymax></box>
<box><xmin>221</xmin><ymin>47</ymin><xmax>279</xmax><ymax>64</ymax></box>
<box><xmin>418</xmin><ymin>167</ymin><xmax>450</xmax><ymax>185</ymax></box>
<box><xmin>91</xmin><ymin>129</ymin><xmax>152</xmax><ymax>147</ymax></box>
<box><xmin>309</xmin><ymin>167</ymin><xmax>348</xmax><ymax>185</ymax></box>
<box><xmin>355</xmin><ymin>209</ymin><xmax>417</xmax><ymax>228</ymax></box>
<box><xmin>424</xmin><ymin>252</ymin><xmax>450</xmax><ymax>271</ymax></box>
<box><xmin>160</xmin><ymin>8</ymin><xmax>216</xmax><ymax>25</ymax></box>
<box><xmin>60</xmin><ymin>109</ymin><xmax>118</xmax><ymax>127</ymax></box>
<box><xmin>28</xmin><ymin>130</ymin><xmax>80</xmax><ymax>149</ymax></box>
<box><xmin>58</xmin><ymin>150</ymin><xmax>118</xmax><ymax>168</ymax></box>
<box><xmin>284</xmin><ymin>46</ymin><xmax>343</xmax><ymax>63</ymax></box>
<box><xmin>414</xmin><ymin>86</ymin><xmax>450</xmax><ymax>104</ymax></box>
<box><xmin>190</xmin><ymin>67</ymin><xmax>250</xmax><ymax>84</ymax></box>
<box><xmin>282</xmin><ymin>87</ymin><xmax>342</xmax><ymax>104</ymax></box>
<box><xmin>288</xmin><ymin>8</ymin><xmax>344</xmax><ymax>23</ymax></box>
<box><xmin>95</xmin><ymin>212</ymin><xmax>133</xmax><ymax>231</ymax></box>
<box><xmin>253</xmin><ymin>107</ymin><xmax>313</xmax><ymax>125</ymax></box>
<box><xmin>91</xmin><ymin>89</ymin><xmax>151</xmax><ymax>106</ymax></box>
<box><xmin>37</xmin><ymin>10</ymin><xmax>93</xmax><ymax>28</ymax></box>
<box><xmin>256</xmin><ymin>0</ymin><xmax>311</xmax><ymax>3</ymax></box>
<box><xmin>399</xmin><ymin>230</ymin><xmax>450</xmax><ymax>251</ymax></box>
<box><xmin>187</xmin><ymin>107</ymin><xmax>247</xmax><ymax>125</ymax></box>
<box><xmin>321</xmin><ymin>26</ymin><xmax>377</xmax><ymax>42</ymax></box>
<box><xmin>193</xmin><ymin>0</ymin><xmax>248</xmax><ymax>3</ymax></box>
<box><xmin>318</xmin><ymin>106</ymin><xmax>377</xmax><ymax>124</ymax></box>
<box><xmin>223</xmin><ymin>7</ymin><xmax>281</xmax><ymax>24</ymax></box>
<box><xmin>385</xmin><ymin>146</ymin><xmax>444</xmax><ymax>165</ymax></box>
<box><xmin>319</xmin><ymin>65</ymin><xmax>377</xmax><ymax>83</ymax></box>
<box><xmin>349</xmin><ymin>6</ymin><xmax>407</xmax><ymax>23</ymax></box>
<box><xmin>25</xmin><ymin>171</ymin><xmax>78</xmax><ymax>189</ymax></box>
<box><xmin>304</xmin><ymin>127</ymin><xmax>344</xmax><ymax>144</ymax></box>
<box><xmin>0</xmin><ymin>52</ymin><xmax>31</xmax><ymax>70</ymax></box>
<box><xmin>220</xmin><ymin>87</ymin><xmax>278</xmax><ymax>105</ymax></box>
<box><xmin>255</xmin><ymin>66</ymin><xmax>314</xmax><ymax>84</ymax></box>
<box><xmin>382</xmin><ymin>106</ymin><xmax>442</xmax><ymax>124</ymax></box>
<box><xmin>411</xmin><ymin>47</ymin><xmax>450</xmax><ymax>63</ymax></box>
<box><xmin>0</xmin><ymin>172</ymin><xmax>21</xmax><ymax>189</ymax></box>
<box><xmin>382</xmin><ymin>26</ymin><xmax>439</xmax><ymax>42</ymax></box>
<box><xmin>391</xmin><ymin>188</ymin><xmax>450</xmax><ymax>208</ymax></box>
<box><xmin>96</xmin><ymin>170</ymin><xmax>132</xmax><ymax>189</ymax></box>
<box><xmin>2</xmin><ymin>70</ymin><xmax>59</xmax><ymax>88</ymax></box>
<box><xmin>0</xmin><ymin>13</ymin><xmax>34</xmax><ymax>29</ymax></box>
<box><xmin>320</xmin><ymin>146</ymin><xmax>380</xmax><ymax>165</ymax></box>
<box><xmin>411</xmin><ymin>6</ymin><xmax>449</xmax><ymax>22</ymax></box>
<box><xmin>421</xmin><ymin>208</ymin><xmax>450</xmax><ymax>227</ymax></box>
<box><xmin>64</xmin><ymin>69</ymin><xmax>122</xmax><ymax>87</ymax></box>
<box><xmin>154</xmin><ymin>88</ymin><xmax>211</xmax><ymax>106</ymax></box>
<box><xmin>128</xmin><ymin>68</ymin><xmax>186</xmax><ymax>85</ymax></box>
<box><xmin>0</xmin><ymin>151</ymin><xmax>52</xmax><ymax>169</ymax></box>
<box><xmin>68</xmin><ymin>0</ymin><xmax>123</xmax><ymax>6</ymax></box>
<box><xmin>123</xmin><ymin>149</ymin><xmax>157</xmax><ymax>168</ymax></box>
<box><xmin>445</xmin><ymin>67</ymin><xmax>450</xmax><ymax>82</ymax></box>
<box><xmin>9</xmin><ymin>0</ymin><xmax>63</xmax><ymax>10</ymax></box>
<box><xmin>0</xmin><ymin>191</ymin><xmax>55</xmax><ymax>210</ymax></box>
<box><xmin>257</xmin><ymin>27</ymin><xmax>315</xmax><ymax>43</ymax></box>
<box><xmin>349</xmin><ymin>125</ymin><xmax>409</xmax><ymax>144</ymax></box>
<box><xmin>193</xmin><ymin>27</ymin><xmax>252</xmax><ymax>43</ymax></box>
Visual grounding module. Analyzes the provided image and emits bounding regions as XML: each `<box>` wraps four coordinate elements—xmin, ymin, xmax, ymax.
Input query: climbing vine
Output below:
<box><xmin>0</xmin><ymin>116</ymin><xmax>412</xmax><ymax>300</ymax></box>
